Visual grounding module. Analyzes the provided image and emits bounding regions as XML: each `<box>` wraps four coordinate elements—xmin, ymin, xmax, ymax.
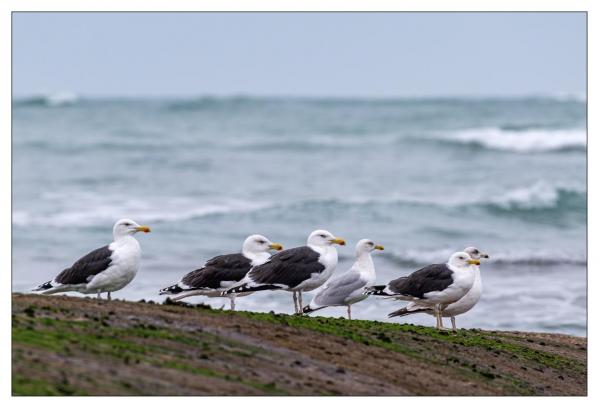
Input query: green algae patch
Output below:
<box><xmin>234</xmin><ymin>309</ymin><xmax>585</xmax><ymax>389</ymax></box>
<box><xmin>240</xmin><ymin>312</ymin><xmax>578</xmax><ymax>361</ymax></box>
<box><xmin>12</xmin><ymin>307</ymin><xmax>294</xmax><ymax>395</ymax></box>
<box><xmin>12</xmin><ymin>375</ymin><xmax>76</xmax><ymax>396</ymax></box>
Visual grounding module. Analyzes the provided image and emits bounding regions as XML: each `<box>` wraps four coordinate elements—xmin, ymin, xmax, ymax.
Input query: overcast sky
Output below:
<box><xmin>12</xmin><ymin>12</ymin><xmax>586</xmax><ymax>98</ymax></box>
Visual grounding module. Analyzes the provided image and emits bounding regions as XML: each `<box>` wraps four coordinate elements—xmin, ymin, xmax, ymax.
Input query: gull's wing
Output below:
<box><xmin>180</xmin><ymin>253</ymin><xmax>252</xmax><ymax>290</ymax></box>
<box><xmin>247</xmin><ymin>246</ymin><xmax>325</xmax><ymax>289</ymax></box>
<box><xmin>388</xmin><ymin>263</ymin><xmax>453</xmax><ymax>299</ymax></box>
<box><xmin>54</xmin><ymin>245</ymin><xmax>113</xmax><ymax>285</ymax></box>
<box><xmin>313</xmin><ymin>269</ymin><xmax>367</xmax><ymax>307</ymax></box>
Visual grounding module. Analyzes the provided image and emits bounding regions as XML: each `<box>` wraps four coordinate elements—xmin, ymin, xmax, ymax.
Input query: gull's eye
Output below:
<box><xmin>473</xmin><ymin>249</ymin><xmax>479</xmax><ymax>254</ymax></box>
<box><xmin>258</xmin><ymin>240</ymin><xmax>266</xmax><ymax>244</ymax></box>
<box><xmin>124</xmin><ymin>223</ymin><xmax>131</xmax><ymax>227</ymax></box>
<box><xmin>320</xmin><ymin>234</ymin><xmax>326</xmax><ymax>238</ymax></box>
<box><xmin>368</xmin><ymin>242</ymin><xmax>374</xmax><ymax>246</ymax></box>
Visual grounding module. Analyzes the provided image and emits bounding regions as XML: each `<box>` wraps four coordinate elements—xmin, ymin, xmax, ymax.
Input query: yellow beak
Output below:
<box><xmin>374</xmin><ymin>245</ymin><xmax>385</xmax><ymax>251</ymax></box>
<box><xmin>269</xmin><ymin>243</ymin><xmax>283</xmax><ymax>251</ymax></box>
<box><xmin>135</xmin><ymin>225</ymin><xmax>151</xmax><ymax>233</ymax></box>
<box><xmin>330</xmin><ymin>238</ymin><xmax>346</xmax><ymax>246</ymax></box>
<box><xmin>467</xmin><ymin>259</ymin><xmax>480</xmax><ymax>265</ymax></box>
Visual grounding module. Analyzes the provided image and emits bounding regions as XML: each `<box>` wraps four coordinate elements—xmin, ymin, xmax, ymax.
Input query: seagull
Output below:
<box><xmin>33</xmin><ymin>219</ymin><xmax>151</xmax><ymax>300</ymax></box>
<box><xmin>159</xmin><ymin>234</ymin><xmax>283</xmax><ymax>310</ymax></box>
<box><xmin>303</xmin><ymin>239</ymin><xmax>384</xmax><ymax>319</ymax></box>
<box><xmin>365</xmin><ymin>251</ymin><xmax>479</xmax><ymax>329</ymax></box>
<box><xmin>224</xmin><ymin>229</ymin><xmax>345</xmax><ymax>313</ymax></box>
<box><xmin>388</xmin><ymin>247</ymin><xmax>489</xmax><ymax>329</ymax></box>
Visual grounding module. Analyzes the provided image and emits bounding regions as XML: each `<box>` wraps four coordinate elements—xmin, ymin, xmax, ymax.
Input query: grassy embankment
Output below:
<box><xmin>12</xmin><ymin>293</ymin><xmax>586</xmax><ymax>396</ymax></box>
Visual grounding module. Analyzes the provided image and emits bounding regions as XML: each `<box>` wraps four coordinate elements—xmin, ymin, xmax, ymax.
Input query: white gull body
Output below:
<box><xmin>366</xmin><ymin>251</ymin><xmax>479</xmax><ymax>329</ymax></box>
<box><xmin>33</xmin><ymin>219</ymin><xmax>150</xmax><ymax>299</ymax></box>
<box><xmin>224</xmin><ymin>229</ymin><xmax>346</xmax><ymax>313</ymax></box>
<box><xmin>393</xmin><ymin>247</ymin><xmax>488</xmax><ymax>329</ymax></box>
<box><xmin>304</xmin><ymin>239</ymin><xmax>384</xmax><ymax>319</ymax></box>
<box><xmin>159</xmin><ymin>234</ymin><xmax>282</xmax><ymax>309</ymax></box>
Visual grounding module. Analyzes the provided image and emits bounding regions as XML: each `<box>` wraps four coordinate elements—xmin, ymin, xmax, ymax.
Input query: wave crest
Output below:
<box><xmin>382</xmin><ymin>248</ymin><xmax>586</xmax><ymax>267</ymax></box>
<box><xmin>13</xmin><ymin>195</ymin><xmax>270</xmax><ymax>227</ymax></box>
<box><xmin>483</xmin><ymin>182</ymin><xmax>585</xmax><ymax>211</ymax></box>
<box><xmin>14</xmin><ymin>92</ymin><xmax>79</xmax><ymax>107</ymax></box>
<box><xmin>306</xmin><ymin>182</ymin><xmax>585</xmax><ymax>212</ymax></box>
<box><xmin>432</xmin><ymin>127</ymin><xmax>586</xmax><ymax>153</ymax></box>
<box><xmin>13</xmin><ymin>181</ymin><xmax>584</xmax><ymax>228</ymax></box>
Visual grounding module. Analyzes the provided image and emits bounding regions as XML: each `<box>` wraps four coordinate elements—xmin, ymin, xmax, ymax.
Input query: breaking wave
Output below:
<box><xmin>431</xmin><ymin>127</ymin><xmax>586</xmax><ymax>153</ymax></box>
<box><xmin>296</xmin><ymin>181</ymin><xmax>585</xmax><ymax>212</ymax></box>
<box><xmin>14</xmin><ymin>92</ymin><xmax>79</xmax><ymax>107</ymax></box>
<box><xmin>12</xmin><ymin>195</ymin><xmax>271</xmax><ymax>227</ymax></box>
<box><xmin>12</xmin><ymin>181</ymin><xmax>584</xmax><ymax>228</ymax></box>
<box><xmin>382</xmin><ymin>247</ymin><xmax>586</xmax><ymax>267</ymax></box>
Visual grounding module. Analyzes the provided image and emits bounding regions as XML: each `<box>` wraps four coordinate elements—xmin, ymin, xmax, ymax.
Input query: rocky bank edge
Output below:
<box><xmin>12</xmin><ymin>293</ymin><xmax>586</xmax><ymax>396</ymax></box>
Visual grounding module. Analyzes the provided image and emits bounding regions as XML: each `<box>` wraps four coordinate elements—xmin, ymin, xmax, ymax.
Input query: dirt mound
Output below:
<box><xmin>12</xmin><ymin>294</ymin><xmax>586</xmax><ymax>395</ymax></box>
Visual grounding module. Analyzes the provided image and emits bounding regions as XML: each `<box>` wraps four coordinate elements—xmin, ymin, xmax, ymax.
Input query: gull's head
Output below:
<box><xmin>356</xmin><ymin>239</ymin><xmax>384</xmax><ymax>255</ymax></box>
<box><xmin>463</xmin><ymin>246</ymin><xmax>490</xmax><ymax>260</ymax></box>
<box><xmin>307</xmin><ymin>229</ymin><xmax>346</xmax><ymax>247</ymax></box>
<box><xmin>448</xmin><ymin>251</ymin><xmax>479</xmax><ymax>268</ymax></box>
<box><xmin>243</xmin><ymin>234</ymin><xmax>283</xmax><ymax>255</ymax></box>
<box><xmin>113</xmin><ymin>219</ymin><xmax>151</xmax><ymax>239</ymax></box>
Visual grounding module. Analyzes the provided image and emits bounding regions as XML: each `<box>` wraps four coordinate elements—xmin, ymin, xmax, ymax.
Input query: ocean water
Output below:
<box><xmin>12</xmin><ymin>95</ymin><xmax>587</xmax><ymax>336</ymax></box>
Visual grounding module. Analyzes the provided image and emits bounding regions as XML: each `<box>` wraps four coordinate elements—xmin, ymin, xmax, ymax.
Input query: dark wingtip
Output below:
<box><xmin>159</xmin><ymin>284</ymin><xmax>183</xmax><ymax>295</ymax></box>
<box><xmin>364</xmin><ymin>285</ymin><xmax>391</xmax><ymax>296</ymax></box>
<box><xmin>32</xmin><ymin>281</ymin><xmax>53</xmax><ymax>292</ymax></box>
<box><xmin>223</xmin><ymin>284</ymin><xmax>249</xmax><ymax>296</ymax></box>
<box><xmin>388</xmin><ymin>307</ymin><xmax>422</xmax><ymax>318</ymax></box>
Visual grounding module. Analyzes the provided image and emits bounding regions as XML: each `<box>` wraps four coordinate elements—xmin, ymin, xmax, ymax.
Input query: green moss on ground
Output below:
<box><xmin>12</xmin><ymin>295</ymin><xmax>586</xmax><ymax>396</ymax></box>
<box><xmin>12</xmin><ymin>312</ymin><xmax>290</xmax><ymax>395</ymax></box>
<box><xmin>234</xmin><ymin>311</ymin><xmax>584</xmax><ymax>373</ymax></box>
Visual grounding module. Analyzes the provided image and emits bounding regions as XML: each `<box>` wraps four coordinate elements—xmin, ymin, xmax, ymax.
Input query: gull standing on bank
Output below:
<box><xmin>159</xmin><ymin>235</ymin><xmax>283</xmax><ymax>310</ymax></box>
<box><xmin>224</xmin><ymin>230</ymin><xmax>345</xmax><ymax>313</ymax></box>
<box><xmin>365</xmin><ymin>251</ymin><xmax>479</xmax><ymax>329</ymax></box>
<box><xmin>33</xmin><ymin>219</ymin><xmax>151</xmax><ymax>300</ymax></box>
<box><xmin>303</xmin><ymin>239</ymin><xmax>384</xmax><ymax>319</ymax></box>
<box><xmin>388</xmin><ymin>247</ymin><xmax>489</xmax><ymax>329</ymax></box>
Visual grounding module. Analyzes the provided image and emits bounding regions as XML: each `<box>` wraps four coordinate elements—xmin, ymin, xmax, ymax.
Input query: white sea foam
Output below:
<box><xmin>383</xmin><ymin>247</ymin><xmax>586</xmax><ymax>266</ymax></box>
<box><xmin>546</xmin><ymin>92</ymin><xmax>587</xmax><ymax>103</ymax></box>
<box><xmin>14</xmin><ymin>92</ymin><xmax>80</xmax><ymax>107</ymax></box>
<box><xmin>46</xmin><ymin>92</ymin><xmax>79</xmax><ymax>107</ymax></box>
<box><xmin>13</xmin><ymin>195</ymin><xmax>271</xmax><ymax>227</ymax></box>
<box><xmin>13</xmin><ymin>180</ymin><xmax>583</xmax><ymax>229</ymax></box>
<box><xmin>434</xmin><ymin>127</ymin><xmax>586</xmax><ymax>152</ymax></box>
<box><xmin>489</xmin><ymin>181</ymin><xmax>582</xmax><ymax>210</ymax></box>
<box><xmin>322</xmin><ymin>181</ymin><xmax>584</xmax><ymax>211</ymax></box>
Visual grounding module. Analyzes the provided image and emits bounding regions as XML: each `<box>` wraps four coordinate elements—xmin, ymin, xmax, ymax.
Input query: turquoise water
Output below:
<box><xmin>12</xmin><ymin>96</ymin><xmax>587</xmax><ymax>335</ymax></box>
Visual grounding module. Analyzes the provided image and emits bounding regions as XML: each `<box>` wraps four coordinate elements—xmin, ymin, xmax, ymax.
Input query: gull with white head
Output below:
<box><xmin>365</xmin><ymin>251</ymin><xmax>479</xmax><ymax>329</ymax></box>
<box><xmin>303</xmin><ymin>239</ymin><xmax>384</xmax><ymax>319</ymax></box>
<box><xmin>388</xmin><ymin>247</ymin><xmax>489</xmax><ymax>329</ymax></box>
<box><xmin>159</xmin><ymin>234</ymin><xmax>283</xmax><ymax>310</ymax></box>
<box><xmin>224</xmin><ymin>229</ymin><xmax>346</xmax><ymax>313</ymax></box>
<box><xmin>33</xmin><ymin>219</ymin><xmax>151</xmax><ymax>300</ymax></box>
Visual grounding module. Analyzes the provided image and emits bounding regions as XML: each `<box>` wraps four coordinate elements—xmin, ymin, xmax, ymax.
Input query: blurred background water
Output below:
<box><xmin>12</xmin><ymin>95</ymin><xmax>586</xmax><ymax>335</ymax></box>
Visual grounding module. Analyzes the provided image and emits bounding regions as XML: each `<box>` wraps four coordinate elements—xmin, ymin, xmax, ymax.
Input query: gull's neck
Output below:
<box><xmin>447</xmin><ymin>262</ymin><xmax>474</xmax><ymax>275</ymax></box>
<box><xmin>355</xmin><ymin>251</ymin><xmax>375</xmax><ymax>277</ymax></box>
<box><xmin>308</xmin><ymin>243</ymin><xmax>329</xmax><ymax>254</ymax></box>
<box><xmin>113</xmin><ymin>233</ymin><xmax>136</xmax><ymax>243</ymax></box>
<box><xmin>243</xmin><ymin>250</ymin><xmax>269</xmax><ymax>263</ymax></box>
<box><xmin>309</xmin><ymin>245</ymin><xmax>338</xmax><ymax>267</ymax></box>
